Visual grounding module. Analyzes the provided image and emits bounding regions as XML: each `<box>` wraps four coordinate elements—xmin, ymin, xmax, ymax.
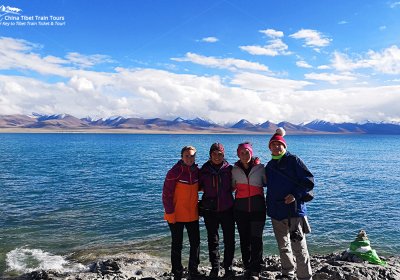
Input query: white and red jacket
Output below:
<box><xmin>232</xmin><ymin>160</ymin><xmax>266</xmax><ymax>213</ymax></box>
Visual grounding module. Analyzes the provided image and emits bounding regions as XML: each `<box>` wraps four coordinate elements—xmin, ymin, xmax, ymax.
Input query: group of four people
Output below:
<box><xmin>162</xmin><ymin>128</ymin><xmax>314</xmax><ymax>280</ymax></box>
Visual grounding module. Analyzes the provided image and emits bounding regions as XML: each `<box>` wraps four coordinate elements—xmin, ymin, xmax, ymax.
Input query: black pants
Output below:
<box><xmin>168</xmin><ymin>220</ymin><xmax>200</xmax><ymax>274</ymax></box>
<box><xmin>203</xmin><ymin>208</ymin><xmax>235</xmax><ymax>270</ymax></box>
<box><xmin>234</xmin><ymin>210</ymin><xmax>266</xmax><ymax>273</ymax></box>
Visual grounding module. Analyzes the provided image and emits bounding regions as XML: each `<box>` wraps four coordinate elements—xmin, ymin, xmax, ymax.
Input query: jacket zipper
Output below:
<box><xmin>247</xmin><ymin>175</ymin><xmax>251</xmax><ymax>212</ymax></box>
<box><xmin>189</xmin><ymin>166</ymin><xmax>192</xmax><ymax>184</ymax></box>
<box><xmin>216</xmin><ymin>174</ymin><xmax>219</xmax><ymax>211</ymax></box>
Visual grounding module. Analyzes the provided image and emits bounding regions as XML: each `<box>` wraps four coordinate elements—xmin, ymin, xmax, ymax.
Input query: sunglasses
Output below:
<box><xmin>183</xmin><ymin>154</ymin><xmax>196</xmax><ymax>158</ymax></box>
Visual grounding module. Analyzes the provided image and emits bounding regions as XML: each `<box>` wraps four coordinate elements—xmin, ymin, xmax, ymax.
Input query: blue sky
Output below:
<box><xmin>1</xmin><ymin>0</ymin><xmax>400</xmax><ymax>124</ymax></box>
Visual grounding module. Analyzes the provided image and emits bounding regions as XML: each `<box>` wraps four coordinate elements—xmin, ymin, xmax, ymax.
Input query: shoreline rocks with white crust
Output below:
<box><xmin>6</xmin><ymin>251</ymin><xmax>400</xmax><ymax>280</ymax></box>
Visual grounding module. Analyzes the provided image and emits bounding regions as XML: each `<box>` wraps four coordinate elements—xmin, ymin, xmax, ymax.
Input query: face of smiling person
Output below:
<box><xmin>269</xmin><ymin>141</ymin><xmax>286</xmax><ymax>156</ymax></box>
<box><xmin>210</xmin><ymin>150</ymin><xmax>224</xmax><ymax>165</ymax></box>
<box><xmin>239</xmin><ymin>149</ymin><xmax>252</xmax><ymax>165</ymax></box>
<box><xmin>182</xmin><ymin>149</ymin><xmax>196</xmax><ymax>166</ymax></box>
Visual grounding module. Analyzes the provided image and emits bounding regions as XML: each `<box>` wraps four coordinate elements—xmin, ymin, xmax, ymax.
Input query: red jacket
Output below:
<box><xmin>232</xmin><ymin>159</ymin><xmax>266</xmax><ymax>212</ymax></box>
<box><xmin>162</xmin><ymin>160</ymin><xmax>199</xmax><ymax>223</ymax></box>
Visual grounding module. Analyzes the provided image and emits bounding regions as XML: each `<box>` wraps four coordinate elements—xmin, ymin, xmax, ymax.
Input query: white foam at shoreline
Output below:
<box><xmin>6</xmin><ymin>247</ymin><xmax>86</xmax><ymax>274</ymax></box>
<box><xmin>5</xmin><ymin>247</ymin><xmax>170</xmax><ymax>278</ymax></box>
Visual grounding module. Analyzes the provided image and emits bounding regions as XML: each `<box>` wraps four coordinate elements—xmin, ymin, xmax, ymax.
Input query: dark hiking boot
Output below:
<box><xmin>243</xmin><ymin>269</ymin><xmax>251</xmax><ymax>280</ymax></box>
<box><xmin>209</xmin><ymin>267</ymin><xmax>219</xmax><ymax>279</ymax></box>
<box><xmin>223</xmin><ymin>267</ymin><xmax>235</xmax><ymax>279</ymax></box>
<box><xmin>189</xmin><ymin>269</ymin><xmax>203</xmax><ymax>279</ymax></box>
<box><xmin>173</xmin><ymin>270</ymin><xmax>183</xmax><ymax>280</ymax></box>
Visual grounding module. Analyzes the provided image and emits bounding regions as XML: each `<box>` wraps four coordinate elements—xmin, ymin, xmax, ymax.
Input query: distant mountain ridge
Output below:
<box><xmin>1</xmin><ymin>114</ymin><xmax>400</xmax><ymax>134</ymax></box>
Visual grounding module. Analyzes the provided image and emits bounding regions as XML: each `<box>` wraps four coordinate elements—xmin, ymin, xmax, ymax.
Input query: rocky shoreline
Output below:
<box><xmin>6</xmin><ymin>251</ymin><xmax>400</xmax><ymax>280</ymax></box>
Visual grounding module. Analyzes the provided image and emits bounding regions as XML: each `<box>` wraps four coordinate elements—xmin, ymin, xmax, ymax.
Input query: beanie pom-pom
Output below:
<box><xmin>276</xmin><ymin>127</ymin><xmax>286</xmax><ymax>137</ymax></box>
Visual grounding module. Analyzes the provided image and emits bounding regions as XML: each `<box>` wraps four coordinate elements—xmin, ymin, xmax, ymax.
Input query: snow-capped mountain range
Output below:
<box><xmin>1</xmin><ymin>113</ymin><xmax>400</xmax><ymax>134</ymax></box>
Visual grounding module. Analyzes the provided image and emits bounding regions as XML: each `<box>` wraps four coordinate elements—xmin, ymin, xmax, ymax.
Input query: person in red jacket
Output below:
<box><xmin>162</xmin><ymin>145</ymin><xmax>202</xmax><ymax>280</ymax></box>
<box><xmin>232</xmin><ymin>142</ymin><xmax>266</xmax><ymax>280</ymax></box>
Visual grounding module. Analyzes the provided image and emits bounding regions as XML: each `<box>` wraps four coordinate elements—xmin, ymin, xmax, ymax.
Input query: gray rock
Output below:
<box><xmin>8</xmin><ymin>253</ymin><xmax>400</xmax><ymax>280</ymax></box>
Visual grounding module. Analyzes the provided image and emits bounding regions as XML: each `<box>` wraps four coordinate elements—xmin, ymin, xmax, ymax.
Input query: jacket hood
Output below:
<box><xmin>172</xmin><ymin>159</ymin><xmax>198</xmax><ymax>169</ymax></box>
<box><xmin>201</xmin><ymin>159</ymin><xmax>230</xmax><ymax>173</ymax></box>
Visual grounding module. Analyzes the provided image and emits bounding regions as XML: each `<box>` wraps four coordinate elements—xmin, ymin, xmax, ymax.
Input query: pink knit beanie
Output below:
<box><xmin>237</xmin><ymin>142</ymin><xmax>253</xmax><ymax>157</ymax></box>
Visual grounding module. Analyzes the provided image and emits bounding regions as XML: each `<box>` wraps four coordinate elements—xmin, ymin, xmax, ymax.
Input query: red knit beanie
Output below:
<box><xmin>237</xmin><ymin>142</ymin><xmax>253</xmax><ymax>157</ymax></box>
<box><xmin>269</xmin><ymin>127</ymin><xmax>287</xmax><ymax>148</ymax></box>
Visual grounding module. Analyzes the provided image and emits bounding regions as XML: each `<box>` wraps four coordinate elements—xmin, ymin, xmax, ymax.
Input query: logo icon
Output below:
<box><xmin>0</xmin><ymin>5</ymin><xmax>23</xmax><ymax>20</ymax></box>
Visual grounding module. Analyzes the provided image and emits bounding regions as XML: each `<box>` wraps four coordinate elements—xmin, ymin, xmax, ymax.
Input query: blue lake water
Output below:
<box><xmin>0</xmin><ymin>133</ymin><xmax>399</xmax><ymax>277</ymax></box>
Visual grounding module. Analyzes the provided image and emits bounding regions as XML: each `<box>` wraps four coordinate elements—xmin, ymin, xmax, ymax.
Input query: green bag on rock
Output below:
<box><xmin>348</xmin><ymin>230</ymin><xmax>386</xmax><ymax>266</ymax></box>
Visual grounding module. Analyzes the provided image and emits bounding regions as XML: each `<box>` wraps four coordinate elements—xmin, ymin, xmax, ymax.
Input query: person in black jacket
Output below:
<box><xmin>199</xmin><ymin>143</ymin><xmax>235</xmax><ymax>279</ymax></box>
<box><xmin>265</xmin><ymin>128</ymin><xmax>314</xmax><ymax>280</ymax></box>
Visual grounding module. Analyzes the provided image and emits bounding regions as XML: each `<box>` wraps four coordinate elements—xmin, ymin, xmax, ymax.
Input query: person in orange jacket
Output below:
<box><xmin>162</xmin><ymin>145</ymin><xmax>202</xmax><ymax>280</ymax></box>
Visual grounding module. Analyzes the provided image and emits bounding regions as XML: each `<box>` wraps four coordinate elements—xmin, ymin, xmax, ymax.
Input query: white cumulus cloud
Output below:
<box><xmin>69</xmin><ymin>76</ymin><xmax>95</xmax><ymax>91</ymax></box>
<box><xmin>290</xmin><ymin>29</ymin><xmax>332</xmax><ymax>49</ymax></box>
<box><xmin>65</xmin><ymin>52</ymin><xmax>114</xmax><ymax>68</ymax></box>
<box><xmin>304</xmin><ymin>72</ymin><xmax>356</xmax><ymax>84</ymax></box>
<box><xmin>240</xmin><ymin>29</ymin><xmax>291</xmax><ymax>56</ymax></box>
<box><xmin>200</xmin><ymin>37</ymin><xmax>219</xmax><ymax>43</ymax></box>
<box><xmin>1</xmin><ymin>36</ymin><xmax>400</xmax><ymax>124</ymax></box>
<box><xmin>259</xmin><ymin>29</ymin><xmax>284</xmax><ymax>38</ymax></box>
<box><xmin>296</xmin><ymin>61</ymin><xmax>313</xmax><ymax>68</ymax></box>
<box><xmin>171</xmin><ymin>52</ymin><xmax>269</xmax><ymax>72</ymax></box>
<box><xmin>331</xmin><ymin>46</ymin><xmax>400</xmax><ymax>74</ymax></box>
